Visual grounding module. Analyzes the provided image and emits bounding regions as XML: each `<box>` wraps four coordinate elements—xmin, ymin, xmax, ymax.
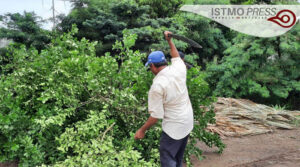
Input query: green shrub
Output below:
<box><xmin>0</xmin><ymin>25</ymin><xmax>224</xmax><ymax>166</ymax></box>
<box><xmin>206</xmin><ymin>25</ymin><xmax>300</xmax><ymax>110</ymax></box>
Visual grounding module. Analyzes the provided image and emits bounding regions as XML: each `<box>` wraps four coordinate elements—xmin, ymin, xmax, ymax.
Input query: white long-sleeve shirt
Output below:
<box><xmin>148</xmin><ymin>57</ymin><xmax>194</xmax><ymax>140</ymax></box>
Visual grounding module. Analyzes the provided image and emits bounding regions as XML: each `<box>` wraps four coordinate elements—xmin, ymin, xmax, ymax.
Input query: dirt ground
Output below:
<box><xmin>189</xmin><ymin>128</ymin><xmax>300</xmax><ymax>167</ymax></box>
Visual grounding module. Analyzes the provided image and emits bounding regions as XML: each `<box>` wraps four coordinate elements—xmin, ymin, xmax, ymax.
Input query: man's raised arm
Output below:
<box><xmin>164</xmin><ymin>31</ymin><xmax>180</xmax><ymax>58</ymax></box>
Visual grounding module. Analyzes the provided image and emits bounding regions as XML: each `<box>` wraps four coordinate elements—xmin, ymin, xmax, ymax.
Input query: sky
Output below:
<box><xmin>0</xmin><ymin>0</ymin><xmax>72</xmax><ymax>30</ymax></box>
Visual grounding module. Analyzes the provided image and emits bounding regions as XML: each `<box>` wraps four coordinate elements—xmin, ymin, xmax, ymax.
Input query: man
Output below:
<box><xmin>178</xmin><ymin>51</ymin><xmax>193</xmax><ymax>70</ymax></box>
<box><xmin>134</xmin><ymin>31</ymin><xmax>194</xmax><ymax>167</ymax></box>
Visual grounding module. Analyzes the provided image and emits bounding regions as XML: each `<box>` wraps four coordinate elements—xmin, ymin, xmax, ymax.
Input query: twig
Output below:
<box><xmin>101</xmin><ymin>122</ymin><xmax>115</xmax><ymax>142</ymax></box>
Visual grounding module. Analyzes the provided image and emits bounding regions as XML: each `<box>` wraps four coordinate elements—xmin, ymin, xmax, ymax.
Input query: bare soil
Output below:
<box><xmin>0</xmin><ymin>161</ymin><xmax>17</xmax><ymax>167</ymax></box>
<box><xmin>189</xmin><ymin>128</ymin><xmax>300</xmax><ymax>167</ymax></box>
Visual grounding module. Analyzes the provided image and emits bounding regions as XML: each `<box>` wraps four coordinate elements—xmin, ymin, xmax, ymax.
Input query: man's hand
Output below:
<box><xmin>164</xmin><ymin>31</ymin><xmax>179</xmax><ymax>58</ymax></box>
<box><xmin>134</xmin><ymin>116</ymin><xmax>158</xmax><ymax>140</ymax></box>
<box><xmin>164</xmin><ymin>31</ymin><xmax>172</xmax><ymax>41</ymax></box>
<box><xmin>134</xmin><ymin>128</ymin><xmax>145</xmax><ymax>140</ymax></box>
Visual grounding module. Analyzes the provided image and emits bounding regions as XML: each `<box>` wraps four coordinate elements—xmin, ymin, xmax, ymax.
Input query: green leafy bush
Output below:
<box><xmin>136</xmin><ymin>0</ymin><xmax>184</xmax><ymax>18</ymax></box>
<box><xmin>0</xmin><ymin>25</ymin><xmax>224</xmax><ymax>166</ymax></box>
<box><xmin>206</xmin><ymin>24</ymin><xmax>300</xmax><ymax>109</ymax></box>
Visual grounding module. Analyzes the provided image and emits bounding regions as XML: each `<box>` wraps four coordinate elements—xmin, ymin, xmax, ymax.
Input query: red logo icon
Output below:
<box><xmin>267</xmin><ymin>9</ymin><xmax>296</xmax><ymax>28</ymax></box>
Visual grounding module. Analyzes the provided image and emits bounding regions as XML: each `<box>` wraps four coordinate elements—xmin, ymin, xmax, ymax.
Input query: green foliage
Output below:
<box><xmin>173</xmin><ymin>12</ymin><xmax>232</xmax><ymax>66</ymax></box>
<box><xmin>185</xmin><ymin>67</ymin><xmax>225</xmax><ymax>166</ymax></box>
<box><xmin>0</xmin><ymin>12</ymin><xmax>51</xmax><ymax>51</ymax></box>
<box><xmin>230</xmin><ymin>0</ymin><xmax>272</xmax><ymax>4</ymax></box>
<box><xmin>57</xmin><ymin>0</ymin><xmax>192</xmax><ymax>56</ymax></box>
<box><xmin>1</xmin><ymin>0</ymin><xmax>299</xmax><ymax>165</ymax></box>
<box><xmin>136</xmin><ymin>0</ymin><xmax>184</xmax><ymax>18</ymax></box>
<box><xmin>0</xmin><ymin>12</ymin><xmax>51</xmax><ymax>76</ymax></box>
<box><xmin>55</xmin><ymin>0</ymin><xmax>234</xmax><ymax>68</ymax></box>
<box><xmin>0</xmin><ymin>26</ymin><xmax>223</xmax><ymax>166</ymax></box>
<box><xmin>0</xmin><ymin>47</ymin><xmax>9</xmax><ymax>74</ymax></box>
<box><xmin>206</xmin><ymin>24</ymin><xmax>300</xmax><ymax>109</ymax></box>
<box><xmin>188</xmin><ymin>0</ymin><xmax>230</xmax><ymax>4</ymax></box>
<box><xmin>231</xmin><ymin>0</ymin><xmax>300</xmax><ymax>4</ymax></box>
<box><xmin>57</xmin><ymin>0</ymin><xmax>149</xmax><ymax>54</ymax></box>
<box><xmin>271</xmin><ymin>104</ymin><xmax>287</xmax><ymax>111</ymax></box>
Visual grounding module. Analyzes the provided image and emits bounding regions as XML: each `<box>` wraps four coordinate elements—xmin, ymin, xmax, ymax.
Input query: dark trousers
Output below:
<box><xmin>159</xmin><ymin>131</ymin><xmax>189</xmax><ymax>167</ymax></box>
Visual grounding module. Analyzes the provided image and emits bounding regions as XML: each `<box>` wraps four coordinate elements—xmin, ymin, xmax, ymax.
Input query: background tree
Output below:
<box><xmin>135</xmin><ymin>0</ymin><xmax>184</xmax><ymax>18</ymax></box>
<box><xmin>230</xmin><ymin>0</ymin><xmax>272</xmax><ymax>4</ymax></box>
<box><xmin>0</xmin><ymin>12</ymin><xmax>50</xmax><ymax>51</ymax></box>
<box><xmin>0</xmin><ymin>12</ymin><xmax>51</xmax><ymax>75</ymax></box>
<box><xmin>206</xmin><ymin>24</ymin><xmax>300</xmax><ymax>109</ymax></box>
<box><xmin>57</xmin><ymin>0</ymin><xmax>188</xmax><ymax>56</ymax></box>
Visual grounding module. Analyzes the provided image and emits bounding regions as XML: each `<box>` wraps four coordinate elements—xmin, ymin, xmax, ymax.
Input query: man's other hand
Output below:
<box><xmin>134</xmin><ymin>128</ymin><xmax>145</xmax><ymax>140</ymax></box>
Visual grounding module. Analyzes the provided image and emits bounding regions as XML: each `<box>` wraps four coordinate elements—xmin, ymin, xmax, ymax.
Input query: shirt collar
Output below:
<box><xmin>154</xmin><ymin>66</ymin><xmax>169</xmax><ymax>80</ymax></box>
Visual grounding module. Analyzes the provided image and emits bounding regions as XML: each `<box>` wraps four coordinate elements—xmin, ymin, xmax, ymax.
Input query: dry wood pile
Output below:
<box><xmin>206</xmin><ymin>98</ymin><xmax>300</xmax><ymax>137</ymax></box>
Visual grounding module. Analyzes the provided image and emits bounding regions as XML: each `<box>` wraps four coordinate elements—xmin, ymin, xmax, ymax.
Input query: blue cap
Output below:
<box><xmin>145</xmin><ymin>51</ymin><xmax>166</xmax><ymax>67</ymax></box>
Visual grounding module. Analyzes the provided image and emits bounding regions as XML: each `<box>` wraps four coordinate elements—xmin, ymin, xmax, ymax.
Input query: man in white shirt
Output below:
<box><xmin>135</xmin><ymin>31</ymin><xmax>194</xmax><ymax>167</ymax></box>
